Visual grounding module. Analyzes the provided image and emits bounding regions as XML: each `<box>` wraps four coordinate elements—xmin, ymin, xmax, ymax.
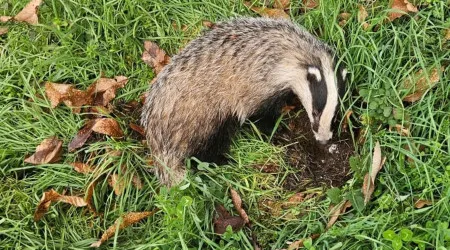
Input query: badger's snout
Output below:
<box><xmin>313</xmin><ymin>131</ymin><xmax>333</xmax><ymax>145</ymax></box>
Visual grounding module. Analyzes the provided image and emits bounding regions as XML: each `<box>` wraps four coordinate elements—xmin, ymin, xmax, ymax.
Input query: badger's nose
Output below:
<box><xmin>318</xmin><ymin>139</ymin><xmax>329</xmax><ymax>145</ymax></box>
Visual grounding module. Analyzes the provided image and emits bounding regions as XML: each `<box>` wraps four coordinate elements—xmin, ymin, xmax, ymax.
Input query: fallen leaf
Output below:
<box><xmin>91</xmin><ymin>118</ymin><xmax>124</xmax><ymax>138</ymax></box>
<box><xmin>213</xmin><ymin>204</ymin><xmax>245</xmax><ymax>235</ymax></box>
<box><xmin>251</xmin><ymin>163</ymin><xmax>279</xmax><ymax>173</ymax></box>
<box><xmin>402</xmin><ymin>67</ymin><xmax>443</xmax><ymax>103</ymax></box>
<box><xmin>274</xmin><ymin>0</ymin><xmax>290</xmax><ymax>10</ymax></box>
<box><xmin>141</xmin><ymin>41</ymin><xmax>170</xmax><ymax>75</ymax></box>
<box><xmin>202</xmin><ymin>20</ymin><xmax>215</xmax><ymax>29</ymax></box>
<box><xmin>414</xmin><ymin>199</ymin><xmax>433</xmax><ymax>208</ymax></box>
<box><xmin>230</xmin><ymin>188</ymin><xmax>250</xmax><ymax>224</ymax></box>
<box><xmin>445</xmin><ymin>29</ymin><xmax>450</xmax><ymax>41</ymax></box>
<box><xmin>0</xmin><ymin>0</ymin><xmax>42</xmax><ymax>25</ymax></box>
<box><xmin>108</xmin><ymin>173</ymin><xmax>126</xmax><ymax>196</ymax></box>
<box><xmin>129</xmin><ymin>123</ymin><xmax>146</xmax><ymax>137</ymax></box>
<box><xmin>13</xmin><ymin>0</ymin><xmax>43</xmax><ymax>25</ymax></box>
<box><xmin>388</xmin><ymin>0</ymin><xmax>418</xmax><ymax>22</ymax></box>
<box><xmin>91</xmin><ymin>209</ymin><xmax>159</xmax><ymax>247</ymax></box>
<box><xmin>68</xmin><ymin>118</ymin><xmax>123</xmax><ymax>152</ymax></box>
<box><xmin>302</xmin><ymin>0</ymin><xmax>319</xmax><ymax>9</ymax></box>
<box><xmin>0</xmin><ymin>16</ymin><xmax>12</xmax><ymax>22</ymax></box>
<box><xmin>34</xmin><ymin>189</ymin><xmax>87</xmax><ymax>221</ymax></box>
<box><xmin>281</xmin><ymin>105</ymin><xmax>296</xmax><ymax>114</ymax></box>
<box><xmin>71</xmin><ymin>162</ymin><xmax>94</xmax><ymax>174</ymax></box>
<box><xmin>132</xmin><ymin>174</ymin><xmax>143</xmax><ymax>190</ymax></box>
<box><xmin>341</xmin><ymin>110</ymin><xmax>353</xmax><ymax>131</ymax></box>
<box><xmin>244</xmin><ymin>1</ymin><xmax>290</xmax><ymax>19</ymax></box>
<box><xmin>326</xmin><ymin>200</ymin><xmax>352</xmax><ymax>229</ymax></box>
<box><xmin>68</xmin><ymin>119</ymin><xmax>96</xmax><ymax>152</ymax></box>
<box><xmin>338</xmin><ymin>12</ymin><xmax>351</xmax><ymax>27</ymax></box>
<box><xmin>287</xmin><ymin>234</ymin><xmax>320</xmax><ymax>250</ymax></box>
<box><xmin>44</xmin><ymin>82</ymin><xmax>91</xmax><ymax>113</ymax></box>
<box><xmin>393</xmin><ymin>124</ymin><xmax>410</xmax><ymax>136</ymax></box>
<box><xmin>34</xmin><ymin>189</ymin><xmax>61</xmax><ymax>221</ymax></box>
<box><xmin>45</xmin><ymin>76</ymin><xmax>128</xmax><ymax>113</ymax></box>
<box><xmin>85</xmin><ymin>179</ymin><xmax>98</xmax><ymax>213</ymax></box>
<box><xmin>358</xmin><ymin>5</ymin><xmax>370</xmax><ymax>30</ymax></box>
<box><xmin>0</xmin><ymin>27</ymin><xmax>7</xmax><ymax>35</ymax></box>
<box><xmin>24</xmin><ymin>137</ymin><xmax>63</xmax><ymax>164</ymax></box>
<box><xmin>89</xmin><ymin>76</ymin><xmax>128</xmax><ymax>107</ymax></box>
<box><xmin>362</xmin><ymin>141</ymin><xmax>384</xmax><ymax>205</ymax></box>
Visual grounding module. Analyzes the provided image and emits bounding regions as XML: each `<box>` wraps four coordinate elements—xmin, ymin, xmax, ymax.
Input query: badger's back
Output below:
<box><xmin>141</xmin><ymin>18</ymin><xmax>338</xmax><ymax>186</ymax></box>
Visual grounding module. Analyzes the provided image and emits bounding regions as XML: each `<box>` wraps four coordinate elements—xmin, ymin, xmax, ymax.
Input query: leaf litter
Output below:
<box><xmin>91</xmin><ymin>209</ymin><xmax>159</xmax><ymax>247</ymax></box>
<box><xmin>24</xmin><ymin>136</ymin><xmax>63</xmax><ymax>165</ymax></box>
<box><xmin>34</xmin><ymin>189</ymin><xmax>87</xmax><ymax>221</ymax></box>
<box><xmin>401</xmin><ymin>67</ymin><xmax>444</xmax><ymax>103</ymax></box>
<box><xmin>141</xmin><ymin>41</ymin><xmax>170</xmax><ymax>75</ymax></box>
<box><xmin>362</xmin><ymin>141</ymin><xmax>385</xmax><ymax>205</ymax></box>
<box><xmin>388</xmin><ymin>0</ymin><xmax>418</xmax><ymax>22</ymax></box>
<box><xmin>0</xmin><ymin>0</ymin><xmax>43</xmax><ymax>27</ymax></box>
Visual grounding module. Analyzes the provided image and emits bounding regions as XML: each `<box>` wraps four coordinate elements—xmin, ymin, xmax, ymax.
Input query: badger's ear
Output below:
<box><xmin>341</xmin><ymin>68</ymin><xmax>348</xmax><ymax>82</ymax></box>
<box><xmin>307</xmin><ymin>66</ymin><xmax>322</xmax><ymax>82</ymax></box>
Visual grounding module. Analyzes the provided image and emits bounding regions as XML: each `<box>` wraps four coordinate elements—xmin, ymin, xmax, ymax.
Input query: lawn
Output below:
<box><xmin>1</xmin><ymin>0</ymin><xmax>449</xmax><ymax>249</ymax></box>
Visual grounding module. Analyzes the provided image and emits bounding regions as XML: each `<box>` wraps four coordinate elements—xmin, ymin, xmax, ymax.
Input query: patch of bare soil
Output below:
<box><xmin>274</xmin><ymin>111</ymin><xmax>355</xmax><ymax>190</ymax></box>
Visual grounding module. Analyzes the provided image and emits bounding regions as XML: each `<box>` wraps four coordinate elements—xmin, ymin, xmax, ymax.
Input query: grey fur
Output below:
<box><xmin>141</xmin><ymin>17</ymin><xmax>346</xmax><ymax>186</ymax></box>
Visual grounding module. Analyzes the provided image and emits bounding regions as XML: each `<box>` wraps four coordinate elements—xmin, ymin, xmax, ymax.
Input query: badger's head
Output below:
<box><xmin>289</xmin><ymin>55</ymin><xmax>348</xmax><ymax>145</ymax></box>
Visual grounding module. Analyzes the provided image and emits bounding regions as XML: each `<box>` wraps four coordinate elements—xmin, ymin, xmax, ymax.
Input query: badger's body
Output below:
<box><xmin>141</xmin><ymin>18</ymin><xmax>347</xmax><ymax>186</ymax></box>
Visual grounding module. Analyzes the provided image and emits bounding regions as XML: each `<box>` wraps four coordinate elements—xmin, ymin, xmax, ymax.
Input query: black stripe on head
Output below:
<box><xmin>306</xmin><ymin>65</ymin><xmax>327</xmax><ymax>132</ymax></box>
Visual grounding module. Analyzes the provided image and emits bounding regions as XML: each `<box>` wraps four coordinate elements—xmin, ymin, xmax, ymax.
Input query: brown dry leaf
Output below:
<box><xmin>108</xmin><ymin>173</ymin><xmax>126</xmax><ymax>196</ymax></box>
<box><xmin>44</xmin><ymin>82</ymin><xmax>90</xmax><ymax>113</ymax></box>
<box><xmin>281</xmin><ymin>105</ymin><xmax>296</xmax><ymax>114</ymax></box>
<box><xmin>34</xmin><ymin>189</ymin><xmax>61</xmax><ymax>221</ymax></box>
<box><xmin>358</xmin><ymin>5</ymin><xmax>370</xmax><ymax>30</ymax></box>
<box><xmin>25</xmin><ymin>137</ymin><xmax>63</xmax><ymax>165</ymax></box>
<box><xmin>13</xmin><ymin>0</ymin><xmax>43</xmax><ymax>25</ymax></box>
<box><xmin>89</xmin><ymin>76</ymin><xmax>128</xmax><ymax>107</ymax></box>
<box><xmin>213</xmin><ymin>204</ymin><xmax>245</xmax><ymax>235</ymax></box>
<box><xmin>287</xmin><ymin>234</ymin><xmax>320</xmax><ymax>250</ymax></box>
<box><xmin>338</xmin><ymin>12</ymin><xmax>351</xmax><ymax>27</ymax></box>
<box><xmin>393</xmin><ymin>124</ymin><xmax>410</xmax><ymax>136</ymax></box>
<box><xmin>230</xmin><ymin>188</ymin><xmax>250</xmax><ymax>224</ymax></box>
<box><xmin>68</xmin><ymin>119</ymin><xmax>96</xmax><ymax>152</ymax></box>
<box><xmin>244</xmin><ymin>1</ymin><xmax>290</xmax><ymax>19</ymax></box>
<box><xmin>362</xmin><ymin>141</ymin><xmax>384</xmax><ymax>205</ymax></box>
<box><xmin>34</xmin><ymin>189</ymin><xmax>87</xmax><ymax>221</ymax></box>
<box><xmin>274</xmin><ymin>0</ymin><xmax>290</xmax><ymax>10</ymax></box>
<box><xmin>202</xmin><ymin>20</ymin><xmax>215</xmax><ymax>29</ymax></box>
<box><xmin>132</xmin><ymin>174</ymin><xmax>143</xmax><ymax>190</ymax></box>
<box><xmin>0</xmin><ymin>27</ymin><xmax>7</xmax><ymax>35</ymax></box>
<box><xmin>326</xmin><ymin>200</ymin><xmax>352</xmax><ymax>229</ymax></box>
<box><xmin>445</xmin><ymin>29</ymin><xmax>450</xmax><ymax>41</ymax></box>
<box><xmin>91</xmin><ymin>118</ymin><xmax>124</xmax><ymax>138</ymax></box>
<box><xmin>85</xmin><ymin>179</ymin><xmax>98</xmax><ymax>213</ymax></box>
<box><xmin>214</xmin><ymin>216</ymin><xmax>246</xmax><ymax>235</ymax></box>
<box><xmin>0</xmin><ymin>16</ymin><xmax>12</xmax><ymax>22</ymax></box>
<box><xmin>141</xmin><ymin>41</ymin><xmax>170</xmax><ymax>75</ymax></box>
<box><xmin>45</xmin><ymin>76</ymin><xmax>127</xmax><ymax>113</ymax></box>
<box><xmin>303</xmin><ymin>0</ymin><xmax>319</xmax><ymax>9</ymax></box>
<box><xmin>341</xmin><ymin>110</ymin><xmax>353</xmax><ymax>131</ymax></box>
<box><xmin>402</xmin><ymin>67</ymin><xmax>443</xmax><ymax>103</ymax></box>
<box><xmin>388</xmin><ymin>0</ymin><xmax>418</xmax><ymax>22</ymax></box>
<box><xmin>414</xmin><ymin>199</ymin><xmax>433</xmax><ymax>209</ymax></box>
<box><xmin>0</xmin><ymin>0</ymin><xmax>42</xmax><ymax>25</ymax></box>
<box><xmin>129</xmin><ymin>122</ymin><xmax>146</xmax><ymax>137</ymax></box>
<box><xmin>68</xmin><ymin>118</ymin><xmax>123</xmax><ymax>152</ymax></box>
<box><xmin>71</xmin><ymin>162</ymin><xmax>94</xmax><ymax>174</ymax></box>
<box><xmin>91</xmin><ymin>209</ymin><xmax>159</xmax><ymax>248</ymax></box>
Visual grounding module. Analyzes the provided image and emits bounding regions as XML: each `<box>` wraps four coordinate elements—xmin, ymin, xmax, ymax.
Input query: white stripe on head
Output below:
<box><xmin>307</xmin><ymin>66</ymin><xmax>322</xmax><ymax>82</ymax></box>
<box><xmin>314</xmin><ymin>56</ymin><xmax>338</xmax><ymax>142</ymax></box>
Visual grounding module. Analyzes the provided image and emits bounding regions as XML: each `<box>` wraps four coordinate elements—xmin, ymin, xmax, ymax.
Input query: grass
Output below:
<box><xmin>1</xmin><ymin>0</ymin><xmax>450</xmax><ymax>249</ymax></box>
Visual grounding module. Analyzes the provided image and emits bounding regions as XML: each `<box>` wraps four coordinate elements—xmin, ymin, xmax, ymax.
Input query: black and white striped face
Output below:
<box><xmin>304</xmin><ymin>61</ymin><xmax>347</xmax><ymax>144</ymax></box>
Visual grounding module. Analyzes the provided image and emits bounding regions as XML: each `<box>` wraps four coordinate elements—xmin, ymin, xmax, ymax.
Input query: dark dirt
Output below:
<box><xmin>273</xmin><ymin>111</ymin><xmax>355</xmax><ymax>191</ymax></box>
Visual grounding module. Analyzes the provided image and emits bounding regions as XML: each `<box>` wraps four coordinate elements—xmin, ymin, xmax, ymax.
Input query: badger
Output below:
<box><xmin>141</xmin><ymin>17</ymin><xmax>348</xmax><ymax>187</ymax></box>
